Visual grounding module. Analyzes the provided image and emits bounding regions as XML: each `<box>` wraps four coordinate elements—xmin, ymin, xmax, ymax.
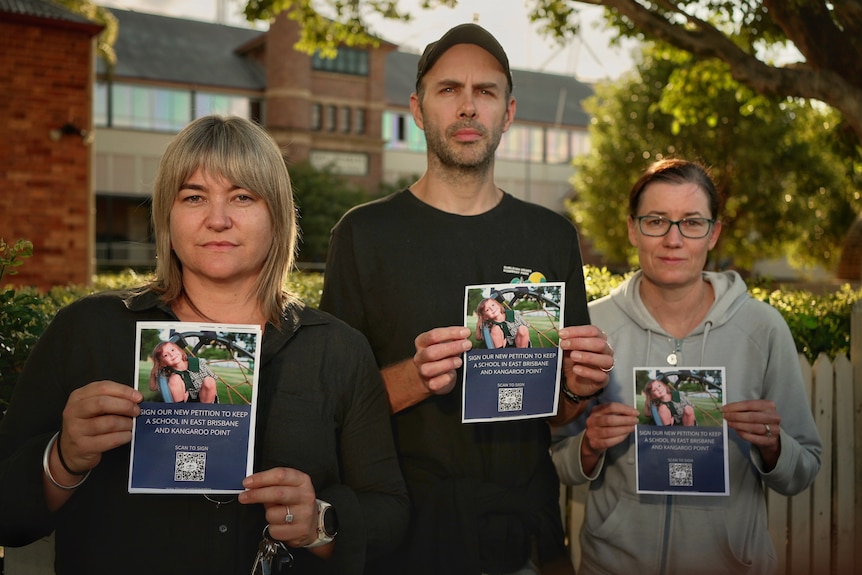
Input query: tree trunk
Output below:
<box><xmin>836</xmin><ymin>215</ymin><xmax>862</xmax><ymax>280</ymax></box>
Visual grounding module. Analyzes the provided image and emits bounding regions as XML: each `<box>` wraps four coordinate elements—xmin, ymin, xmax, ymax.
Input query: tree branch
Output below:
<box><xmin>574</xmin><ymin>0</ymin><xmax>862</xmax><ymax>146</ymax></box>
<box><xmin>762</xmin><ymin>0</ymin><xmax>862</xmax><ymax>76</ymax></box>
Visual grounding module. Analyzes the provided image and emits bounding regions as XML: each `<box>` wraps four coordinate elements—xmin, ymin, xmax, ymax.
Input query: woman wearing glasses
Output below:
<box><xmin>551</xmin><ymin>158</ymin><xmax>821</xmax><ymax>575</ymax></box>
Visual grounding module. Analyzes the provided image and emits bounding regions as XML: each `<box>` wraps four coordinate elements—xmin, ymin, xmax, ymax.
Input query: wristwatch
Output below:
<box><xmin>303</xmin><ymin>499</ymin><xmax>338</xmax><ymax>548</ymax></box>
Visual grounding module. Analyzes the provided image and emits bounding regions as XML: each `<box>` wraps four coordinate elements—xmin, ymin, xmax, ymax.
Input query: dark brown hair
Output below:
<box><xmin>629</xmin><ymin>158</ymin><xmax>721</xmax><ymax>219</ymax></box>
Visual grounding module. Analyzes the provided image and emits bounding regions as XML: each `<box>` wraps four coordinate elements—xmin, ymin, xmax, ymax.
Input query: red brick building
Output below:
<box><xmin>3</xmin><ymin>3</ymin><xmax>597</xmax><ymax>288</ymax></box>
<box><xmin>0</xmin><ymin>0</ymin><xmax>103</xmax><ymax>289</ymax></box>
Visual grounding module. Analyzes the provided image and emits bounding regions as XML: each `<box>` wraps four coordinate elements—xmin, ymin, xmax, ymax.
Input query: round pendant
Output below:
<box><xmin>667</xmin><ymin>353</ymin><xmax>678</xmax><ymax>366</ymax></box>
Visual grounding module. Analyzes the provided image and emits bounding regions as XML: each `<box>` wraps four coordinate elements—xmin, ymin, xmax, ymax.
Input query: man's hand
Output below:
<box><xmin>382</xmin><ymin>326</ymin><xmax>472</xmax><ymax>413</ymax></box>
<box><xmin>551</xmin><ymin>325</ymin><xmax>615</xmax><ymax>425</ymax></box>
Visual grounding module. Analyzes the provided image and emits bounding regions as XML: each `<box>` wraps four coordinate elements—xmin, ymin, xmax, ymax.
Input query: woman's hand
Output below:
<box><xmin>240</xmin><ymin>468</ymin><xmax>330</xmax><ymax>556</ymax></box>
<box><xmin>60</xmin><ymin>380</ymin><xmax>143</xmax><ymax>473</ymax></box>
<box><xmin>722</xmin><ymin>400</ymin><xmax>782</xmax><ymax>470</ymax></box>
<box><xmin>580</xmin><ymin>402</ymin><xmax>639</xmax><ymax>475</ymax></box>
<box><xmin>45</xmin><ymin>381</ymin><xmax>141</xmax><ymax>509</ymax></box>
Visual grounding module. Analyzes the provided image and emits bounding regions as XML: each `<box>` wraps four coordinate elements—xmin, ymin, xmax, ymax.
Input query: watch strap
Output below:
<box><xmin>303</xmin><ymin>499</ymin><xmax>337</xmax><ymax>548</ymax></box>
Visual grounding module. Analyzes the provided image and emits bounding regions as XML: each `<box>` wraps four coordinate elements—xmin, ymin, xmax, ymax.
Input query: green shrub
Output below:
<box><xmin>286</xmin><ymin>271</ymin><xmax>324</xmax><ymax>309</ymax></box>
<box><xmin>749</xmin><ymin>283</ymin><xmax>861</xmax><ymax>361</ymax></box>
<box><xmin>0</xmin><ymin>240</ymin><xmax>52</xmax><ymax>416</ymax></box>
<box><xmin>583</xmin><ymin>266</ymin><xmax>630</xmax><ymax>302</ymax></box>
<box><xmin>0</xmin><ymin>240</ymin><xmax>857</xmax><ymax>419</ymax></box>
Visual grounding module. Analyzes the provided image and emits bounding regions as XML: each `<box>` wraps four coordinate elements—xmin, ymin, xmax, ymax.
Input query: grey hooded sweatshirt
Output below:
<box><xmin>552</xmin><ymin>270</ymin><xmax>822</xmax><ymax>575</ymax></box>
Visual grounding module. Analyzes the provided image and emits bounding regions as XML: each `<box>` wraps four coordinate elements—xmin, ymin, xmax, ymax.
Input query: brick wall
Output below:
<box><xmin>263</xmin><ymin>13</ymin><xmax>393</xmax><ymax>191</ymax></box>
<box><xmin>0</xmin><ymin>16</ymin><xmax>99</xmax><ymax>290</ymax></box>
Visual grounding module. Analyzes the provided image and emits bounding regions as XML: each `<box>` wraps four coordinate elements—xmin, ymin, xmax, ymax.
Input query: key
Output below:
<box><xmin>252</xmin><ymin>537</ymin><xmax>277</xmax><ymax>575</ymax></box>
<box><xmin>252</xmin><ymin>526</ymin><xmax>294</xmax><ymax>574</ymax></box>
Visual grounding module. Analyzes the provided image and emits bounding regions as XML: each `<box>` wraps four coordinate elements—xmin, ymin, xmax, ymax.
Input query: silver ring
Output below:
<box><xmin>285</xmin><ymin>505</ymin><xmax>294</xmax><ymax>524</ymax></box>
<box><xmin>764</xmin><ymin>424</ymin><xmax>772</xmax><ymax>438</ymax></box>
<box><xmin>600</xmin><ymin>361</ymin><xmax>615</xmax><ymax>373</ymax></box>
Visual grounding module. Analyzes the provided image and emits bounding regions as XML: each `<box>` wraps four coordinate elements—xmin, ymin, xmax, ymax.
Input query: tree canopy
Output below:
<box><xmin>575</xmin><ymin>1</ymin><xmax>862</xmax><ymax>151</ymax></box>
<box><xmin>54</xmin><ymin>0</ymin><xmax>118</xmax><ymax>65</ymax></box>
<box><xmin>288</xmin><ymin>162</ymin><xmax>369</xmax><ymax>263</ymax></box>
<box><xmin>242</xmin><ymin>1</ymin><xmax>862</xmax><ymax>152</ymax></box>
<box><xmin>238</xmin><ymin>0</ymin><xmax>862</xmax><ymax>276</ymax></box>
<box><xmin>568</xmin><ymin>42</ymin><xmax>860</xmax><ymax>273</ymax></box>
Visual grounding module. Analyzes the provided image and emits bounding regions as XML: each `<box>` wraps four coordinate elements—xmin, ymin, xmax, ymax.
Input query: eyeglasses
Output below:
<box><xmin>635</xmin><ymin>216</ymin><xmax>715</xmax><ymax>239</ymax></box>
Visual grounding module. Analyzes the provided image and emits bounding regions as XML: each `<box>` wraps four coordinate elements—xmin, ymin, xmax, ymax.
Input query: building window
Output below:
<box><xmin>94</xmin><ymin>82</ymin><xmax>110</xmax><ymax>126</ymax></box>
<box><xmin>546</xmin><ymin>128</ymin><xmax>571</xmax><ymax>164</ymax></box>
<box><xmin>111</xmin><ymin>84</ymin><xmax>190</xmax><ymax>131</ymax></box>
<box><xmin>395</xmin><ymin>115</ymin><xmax>406</xmax><ymax>142</ymax></box>
<box><xmin>497</xmin><ymin>125</ymin><xmax>543</xmax><ymax>163</ymax></box>
<box><xmin>382</xmin><ymin>111</ymin><xmax>425</xmax><ymax>151</ymax></box>
<box><xmin>340</xmin><ymin>107</ymin><xmax>352</xmax><ymax>133</ymax></box>
<box><xmin>325</xmin><ymin>105</ymin><xmax>337</xmax><ymax>132</ymax></box>
<box><xmin>571</xmin><ymin>130</ymin><xmax>591</xmax><ymax>157</ymax></box>
<box><xmin>250</xmin><ymin>100</ymin><xmax>264</xmax><ymax>124</ymax></box>
<box><xmin>94</xmin><ymin>82</ymin><xmax>256</xmax><ymax>132</ymax></box>
<box><xmin>312</xmin><ymin>47</ymin><xmax>369</xmax><ymax>76</ymax></box>
<box><xmin>354</xmin><ymin>108</ymin><xmax>366</xmax><ymax>134</ymax></box>
<box><xmin>311</xmin><ymin>103</ymin><xmax>322</xmax><ymax>131</ymax></box>
<box><xmin>193</xmin><ymin>92</ymin><xmax>250</xmax><ymax>119</ymax></box>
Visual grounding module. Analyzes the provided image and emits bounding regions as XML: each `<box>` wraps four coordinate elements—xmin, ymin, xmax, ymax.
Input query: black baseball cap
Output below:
<box><xmin>415</xmin><ymin>23</ymin><xmax>513</xmax><ymax>94</ymax></box>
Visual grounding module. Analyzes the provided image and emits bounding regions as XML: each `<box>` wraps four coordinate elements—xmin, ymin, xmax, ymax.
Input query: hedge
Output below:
<box><xmin>1</xmin><ymin>237</ymin><xmax>859</xmax><ymax>417</ymax></box>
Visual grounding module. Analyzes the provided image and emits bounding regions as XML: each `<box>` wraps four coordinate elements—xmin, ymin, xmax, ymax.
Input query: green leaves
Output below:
<box><xmin>567</xmin><ymin>41</ymin><xmax>860</xmax><ymax>272</ymax></box>
<box><xmin>243</xmin><ymin>0</ymin><xmax>412</xmax><ymax>56</ymax></box>
<box><xmin>749</xmin><ymin>283</ymin><xmax>860</xmax><ymax>361</ymax></box>
<box><xmin>53</xmin><ymin>0</ymin><xmax>119</xmax><ymax>66</ymax></box>
<box><xmin>0</xmin><ymin>239</ymin><xmax>34</xmax><ymax>281</ymax></box>
<box><xmin>0</xmin><ymin>252</ymin><xmax>856</xmax><ymax>420</ymax></box>
<box><xmin>289</xmin><ymin>162</ymin><xmax>369</xmax><ymax>263</ymax></box>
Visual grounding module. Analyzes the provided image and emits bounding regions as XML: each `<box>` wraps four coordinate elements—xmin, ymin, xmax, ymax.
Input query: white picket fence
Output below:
<box><xmin>563</xmin><ymin>301</ymin><xmax>862</xmax><ymax>575</ymax></box>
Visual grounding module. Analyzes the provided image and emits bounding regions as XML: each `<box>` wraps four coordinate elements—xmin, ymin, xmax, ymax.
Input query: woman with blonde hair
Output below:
<box><xmin>0</xmin><ymin>115</ymin><xmax>408</xmax><ymax>574</ymax></box>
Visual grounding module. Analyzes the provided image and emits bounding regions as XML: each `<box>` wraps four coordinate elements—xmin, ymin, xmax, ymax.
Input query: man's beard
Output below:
<box><xmin>424</xmin><ymin>119</ymin><xmax>502</xmax><ymax>171</ymax></box>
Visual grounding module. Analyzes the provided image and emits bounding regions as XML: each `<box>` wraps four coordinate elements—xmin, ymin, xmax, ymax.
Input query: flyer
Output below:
<box><xmin>128</xmin><ymin>321</ymin><xmax>262</xmax><ymax>494</ymax></box>
<box><xmin>461</xmin><ymin>282</ymin><xmax>565</xmax><ymax>423</ymax></box>
<box><xmin>634</xmin><ymin>367</ymin><xmax>729</xmax><ymax>495</ymax></box>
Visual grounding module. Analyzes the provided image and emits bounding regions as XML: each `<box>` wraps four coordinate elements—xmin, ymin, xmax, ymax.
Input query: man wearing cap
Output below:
<box><xmin>321</xmin><ymin>23</ymin><xmax>613</xmax><ymax>574</ymax></box>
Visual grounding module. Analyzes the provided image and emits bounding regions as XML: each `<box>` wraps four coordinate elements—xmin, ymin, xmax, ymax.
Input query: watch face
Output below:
<box><xmin>322</xmin><ymin>505</ymin><xmax>338</xmax><ymax>536</ymax></box>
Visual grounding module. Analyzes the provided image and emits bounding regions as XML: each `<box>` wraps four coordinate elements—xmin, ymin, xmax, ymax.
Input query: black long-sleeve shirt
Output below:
<box><xmin>0</xmin><ymin>289</ymin><xmax>408</xmax><ymax>574</ymax></box>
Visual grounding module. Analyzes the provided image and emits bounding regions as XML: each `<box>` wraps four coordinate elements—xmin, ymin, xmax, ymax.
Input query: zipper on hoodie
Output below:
<box><xmin>659</xmin><ymin>494</ymin><xmax>673</xmax><ymax>574</ymax></box>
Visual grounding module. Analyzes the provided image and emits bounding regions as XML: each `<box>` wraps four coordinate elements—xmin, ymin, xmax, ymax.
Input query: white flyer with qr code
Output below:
<box><xmin>461</xmin><ymin>282</ymin><xmax>564</xmax><ymax>423</ymax></box>
<box><xmin>634</xmin><ymin>366</ymin><xmax>729</xmax><ymax>495</ymax></box>
<box><xmin>128</xmin><ymin>321</ymin><xmax>262</xmax><ymax>494</ymax></box>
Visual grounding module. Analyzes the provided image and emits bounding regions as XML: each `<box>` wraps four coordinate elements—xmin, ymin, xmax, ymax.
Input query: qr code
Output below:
<box><xmin>669</xmin><ymin>462</ymin><xmax>693</xmax><ymax>487</ymax></box>
<box><xmin>498</xmin><ymin>387</ymin><xmax>524</xmax><ymax>412</ymax></box>
<box><xmin>175</xmin><ymin>451</ymin><xmax>206</xmax><ymax>482</ymax></box>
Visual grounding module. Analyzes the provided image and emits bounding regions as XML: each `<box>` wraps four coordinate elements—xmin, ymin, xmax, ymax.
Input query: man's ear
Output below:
<box><xmin>502</xmin><ymin>96</ymin><xmax>516</xmax><ymax>133</ymax></box>
<box><xmin>409</xmin><ymin>93</ymin><xmax>425</xmax><ymax>131</ymax></box>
